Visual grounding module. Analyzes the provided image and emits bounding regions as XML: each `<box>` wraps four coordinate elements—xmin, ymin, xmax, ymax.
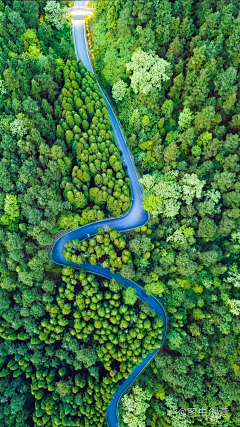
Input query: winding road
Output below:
<box><xmin>51</xmin><ymin>2</ymin><xmax>167</xmax><ymax>426</ymax></box>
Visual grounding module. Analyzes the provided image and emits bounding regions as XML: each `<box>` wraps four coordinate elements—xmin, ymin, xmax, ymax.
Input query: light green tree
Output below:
<box><xmin>44</xmin><ymin>1</ymin><xmax>68</xmax><ymax>31</ymax></box>
<box><xmin>182</xmin><ymin>174</ymin><xmax>205</xmax><ymax>205</ymax></box>
<box><xmin>0</xmin><ymin>195</ymin><xmax>20</xmax><ymax>225</ymax></box>
<box><xmin>23</xmin><ymin>29</ymin><xmax>42</xmax><ymax>58</ymax></box>
<box><xmin>227</xmin><ymin>299</ymin><xmax>240</xmax><ymax>315</ymax></box>
<box><xmin>165</xmin><ymin>395</ymin><xmax>191</xmax><ymax>427</ymax></box>
<box><xmin>10</xmin><ymin>119</ymin><xmax>27</xmax><ymax>138</ymax></box>
<box><xmin>126</xmin><ymin>48</ymin><xmax>171</xmax><ymax>95</ymax></box>
<box><xmin>141</xmin><ymin>171</ymin><xmax>181</xmax><ymax>218</ymax></box>
<box><xmin>178</xmin><ymin>107</ymin><xmax>194</xmax><ymax>130</ymax></box>
<box><xmin>224</xmin><ymin>270</ymin><xmax>240</xmax><ymax>288</ymax></box>
<box><xmin>56</xmin><ymin>380</ymin><xmax>72</xmax><ymax>397</ymax></box>
<box><xmin>123</xmin><ymin>287</ymin><xmax>137</xmax><ymax>306</ymax></box>
<box><xmin>121</xmin><ymin>385</ymin><xmax>152</xmax><ymax>427</ymax></box>
<box><xmin>112</xmin><ymin>79</ymin><xmax>128</xmax><ymax>102</ymax></box>
<box><xmin>0</xmin><ymin>80</ymin><xmax>7</xmax><ymax>95</ymax></box>
<box><xmin>145</xmin><ymin>281</ymin><xmax>165</xmax><ymax>296</ymax></box>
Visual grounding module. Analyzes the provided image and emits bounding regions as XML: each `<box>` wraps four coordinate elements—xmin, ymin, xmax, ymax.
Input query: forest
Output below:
<box><xmin>0</xmin><ymin>1</ymin><xmax>137</xmax><ymax>426</ymax></box>
<box><xmin>88</xmin><ymin>1</ymin><xmax>240</xmax><ymax>426</ymax></box>
<box><xmin>0</xmin><ymin>0</ymin><xmax>240</xmax><ymax>427</ymax></box>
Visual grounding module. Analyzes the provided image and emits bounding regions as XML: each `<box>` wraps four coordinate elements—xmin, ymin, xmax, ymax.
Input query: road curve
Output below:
<box><xmin>51</xmin><ymin>2</ymin><xmax>167</xmax><ymax>426</ymax></box>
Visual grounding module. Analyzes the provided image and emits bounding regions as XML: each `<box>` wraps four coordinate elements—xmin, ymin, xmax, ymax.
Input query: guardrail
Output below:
<box><xmin>46</xmin><ymin>228</ymin><xmax>74</xmax><ymax>255</ymax></box>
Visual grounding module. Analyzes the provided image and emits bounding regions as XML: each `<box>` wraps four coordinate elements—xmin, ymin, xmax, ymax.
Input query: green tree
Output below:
<box><xmin>44</xmin><ymin>1</ymin><xmax>68</xmax><ymax>31</ymax></box>
<box><xmin>0</xmin><ymin>194</ymin><xmax>20</xmax><ymax>224</ymax></box>
<box><xmin>123</xmin><ymin>287</ymin><xmax>137</xmax><ymax>306</ymax></box>
<box><xmin>126</xmin><ymin>48</ymin><xmax>171</xmax><ymax>95</ymax></box>
<box><xmin>121</xmin><ymin>385</ymin><xmax>152</xmax><ymax>427</ymax></box>
<box><xmin>112</xmin><ymin>79</ymin><xmax>128</xmax><ymax>102</ymax></box>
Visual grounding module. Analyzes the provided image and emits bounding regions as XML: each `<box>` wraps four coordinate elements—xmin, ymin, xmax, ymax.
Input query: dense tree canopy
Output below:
<box><xmin>1</xmin><ymin>0</ymin><xmax>240</xmax><ymax>426</ymax></box>
<box><xmin>58</xmin><ymin>59</ymin><xmax>131</xmax><ymax>218</ymax></box>
<box><xmin>0</xmin><ymin>1</ymin><xmax>135</xmax><ymax>425</ymax></box>
<box><xmin>89</xmin><ymin>1</ymin><xmax>240</xmax><ymax>425</ymax></box>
